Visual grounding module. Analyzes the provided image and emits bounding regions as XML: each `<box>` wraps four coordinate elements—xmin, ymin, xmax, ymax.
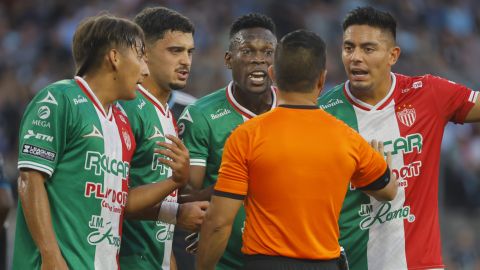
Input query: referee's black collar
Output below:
<box><xmin>278</xmin><ymin>104</ymin><xmax>319</xmax><ymax>110</ymax></box>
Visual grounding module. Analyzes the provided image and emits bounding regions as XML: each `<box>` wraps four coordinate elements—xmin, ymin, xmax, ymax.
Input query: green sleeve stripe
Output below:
<box><xmin>18</xmin><ymin>161</ymin><xmax>54</xmax><ymax>176</ymax></box>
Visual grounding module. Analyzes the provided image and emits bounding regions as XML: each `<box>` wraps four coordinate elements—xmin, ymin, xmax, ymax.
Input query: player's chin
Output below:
<box><xmin>169</xmin><ymin>81</ymin><xmax>187</xmax><ymax>91</ymax></box>
<box><xmin>120</xmin><ymin>90</ymin><xmax>137</xmax><ymax>101</ymax></box>
<box><xmin>246</xmin><ymin>82</ymin><xmax>270</xmax><ymax>94</ymax></box>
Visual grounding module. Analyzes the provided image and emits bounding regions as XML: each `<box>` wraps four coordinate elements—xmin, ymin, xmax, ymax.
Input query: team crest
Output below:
<box><xmin>396</xmin><ymin>104</ymin><xmax>416</xmax><ymax>127</ymax></box>
<box><xmin>122</xmin><ymin>130</ymin><xmax>132</xmax><ymax>150</ymax></box>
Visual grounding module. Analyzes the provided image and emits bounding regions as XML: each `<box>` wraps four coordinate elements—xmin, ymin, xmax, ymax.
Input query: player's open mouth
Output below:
<box><xmin>177</xmin><ymin>69</ymin><xmax>189</xmax><ymax>80</ymax></box>
<box><xmin>351</xmin><ymin>69</ymin><xmax>369</xmax><ymax>80</ymax></box>
<box><xmin>248</xmin><ymin>71</ymin><xmax>267</xmax><ymax>84</ymax></box>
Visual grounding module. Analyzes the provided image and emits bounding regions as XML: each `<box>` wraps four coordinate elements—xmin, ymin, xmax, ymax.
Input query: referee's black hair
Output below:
<box><xmin>134</xmin><ymin>6</ymin><xmax>194</xmax><ymax>44</ymax></box>
<box><xmin>229</xmin><ymin>13</ymin><xmax>276</xmax><ymax>49</ymax></box>
<box><xmin>274</xmin><ymin>30</ymin><xmax>326</xmax><ymax>93</ymax></box>
<box><xmin>343</xmin><ymin>6</ymin><xmax>397</xmax><ymax>41</ymax></box>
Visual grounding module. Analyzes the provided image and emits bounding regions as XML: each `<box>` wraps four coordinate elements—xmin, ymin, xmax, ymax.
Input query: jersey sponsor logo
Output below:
<box><xmin>210</xmin><ymin>108</ymin><xmax>231</xmax><ymax>120</ymax></box>
<box><xmin>392</xmin><ymin>161</ymin><xmax>422</xmax><ymax>188</ymax></box>
<box><xmin>383</xmin><ymin>133</ymin><xmax>422</xmax><ymax>155</ymax></box>
<box><xmin>84</xmin><ymin>182</ymin><xmax>128</xmax><ymax>208</ymax></box>
<box><xmin>179</xmin><ymin>109</ymin><xmax>193</xmax><ymax>123</ymax></box>
<box><xmin>148</xmin><ymin>126</ymin><xmax>164</xmax><ymax>140</ymax></box>
<box><xmin>151</xmin><ymin>153</ymin><xmax>170</xmax><ymax>175</ymax></box>
<box><xmin>319</xmin><ymin>98</ymin><xmax>344</xmax><ymax>110</ymax></box>
<box><xmin>84</xmin><ymin>151</ymin><xmax>130</xmax><ymax>178</ymax></box>
<box><xmin>358</xmin><ymin>202</ymin><xmax>415</xmax><ymax>230</ymax></box>
<box><xmin>122</xmin><ymin>129</ymin><xmax>132</xmax><ymax>150</ymax></box>
<box><xmin>37</xmin><ymin>106</ymin><xmax>51</xmax><ymax>119</ymax></box>
<box><xmin>138</xmin><ymin>99</ymin><xmax>146</xmax><ymax>110</ymax></box>
<box><xmin>24</xmin><ymin>130</ymin><xmax>54</xmax><ymax>142</ymax></box>
<box><xmin>412</xmin><ymin>81</ymin><xmax>423</xmax><ymax>89</ymax></box>
<box><xmin>83</xmin><ymin>125</ymin><xmax>104</xmax><ymax>139</ymax></box>
<box><xmin>22</xmin><ymin>144</ymin><xmax>56</xmax><ymax>161</ymax></box>
<box><xmin>32</xmin><ymin>119</ymin><xmax>51</xmax><ymax>128</ymax></box>
<box><xmin>87</xmin><ymin>216</ymin><xmax>121</xmax><ymax>248</ymax></box>
<box><xmin>73</xmin><ymin>95</ymin><xmax>88</xmax><ymax>105</ymax></box>
<box><xmin>155</xmin><ymin>221</ymin><xmax>175</xmax><ymax>242</ymax></box>
<box><xmin>37</xmin><ymin>91</ymin><xmax>58</xmax><ymax>105</ymax></box>
<box><xmin>396</xmin><ymin>104</ymin><xmax>416</xmax><ymax>127</ymax></box>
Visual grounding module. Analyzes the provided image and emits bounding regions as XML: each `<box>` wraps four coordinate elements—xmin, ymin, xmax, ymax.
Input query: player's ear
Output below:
<box><xmin>389</xmin><ymin>46</ymin><xmax>401</xmax><ymax>66</ymax></box>
<box><xmin>107</xmin><ymin>48</ymin><xmax>121</xmax><ymax>71</ymax></box>
<box><xmin>267</xmin><ymin>65</ymin><xmax>275</xmax><ymax>84</ymax></box>
<box><xmin>224</xmin><ymin>51</ymin><xmax>232</xmax><ymax>69</ymax></box>
<box><xmin>317</xmin><ymin>70</ymin><xmax>327</xmax><ymax>91</ymax></box>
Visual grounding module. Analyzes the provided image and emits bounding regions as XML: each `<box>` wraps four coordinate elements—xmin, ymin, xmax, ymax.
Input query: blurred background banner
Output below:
<box><xmin>0</xmin><ymin>0</ymin><xmax>479</xmax><ymax>269</ymax></box>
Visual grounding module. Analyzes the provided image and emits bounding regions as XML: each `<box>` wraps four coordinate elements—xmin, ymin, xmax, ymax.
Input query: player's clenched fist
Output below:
<box><xmin>155</xmin><ymin>135</ymin><xmax>190</xmax><ymax>186</ymax></box>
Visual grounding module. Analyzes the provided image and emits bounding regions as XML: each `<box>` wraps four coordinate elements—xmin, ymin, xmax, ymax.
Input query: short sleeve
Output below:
<box><xmin>214</xmin><ymin>126</ymin><xmax>249</xmax><ymax>197</ymax></box>
<box><xmin>428</xmin><ymin>75</ymin><xmax>477</xmax><ymax>124</ymax></box>
<box><xmin>350</xmin><ymin>133</ymin><xmax>388</xmax><ymax>189</ymax></box>
<box><xmin>178</xmin><ymin>105</ymin><xmax>210</xmax><ymax>167</ymax></box>
<box><xmin>17</xmin><ymin>88</ymin><xmax>69</xmax><ymax>177</ymax></box>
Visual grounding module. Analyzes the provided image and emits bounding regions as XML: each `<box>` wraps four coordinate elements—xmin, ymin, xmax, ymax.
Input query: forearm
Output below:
<box><xmin>18</xmin><ymin>171</ymin><xmax>62</xmax><ymax>257</ymax></box>
<box><xmin>125</xmin><ymin>178</ymin><xmax>180</xmax><ymax>214</ymax></box>
<box><xmin>179</xmin><ymin>185</ymin><xmax>213</xmax><ymax>203</ymax></box>
<box><xmin>124</xmin><ymin>204</ymin><xmax>161</xmax><ymax>220</ymax></box>
<box><xmin>196</xmin><ymin>219</ymin><xmax>232</xmax><ymax>270</ymax></box>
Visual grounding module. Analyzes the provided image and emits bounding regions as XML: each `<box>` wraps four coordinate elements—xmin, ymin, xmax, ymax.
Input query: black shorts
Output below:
<box><xmin>242</xmin><ymin>255</ymin><xmax>340</xmax><ymax>270</ymax></box>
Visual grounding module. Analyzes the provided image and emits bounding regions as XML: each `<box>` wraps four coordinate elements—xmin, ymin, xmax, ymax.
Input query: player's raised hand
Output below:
<box><xmin>155</xmin><ymin>135</ymin><xmax>190</xmax><ymax>186</ymax></box>
<box><xmin>370</xmin><ymin>139</ymin><xmax>398</xmax><ymax>185</ymax></box>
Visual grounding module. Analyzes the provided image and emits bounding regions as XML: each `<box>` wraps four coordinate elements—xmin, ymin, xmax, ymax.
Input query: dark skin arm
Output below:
<box><xmin>18</xmin><ymin>170</ymin><xmax>68</xmax><ymax>270</ymax></box>
<box><xmin>177</xmin><ymin>165</ymin><xmax>214</xmax><ymax>203</ymax></box>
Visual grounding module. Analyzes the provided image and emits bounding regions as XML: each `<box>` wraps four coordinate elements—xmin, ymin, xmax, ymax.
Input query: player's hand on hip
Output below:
<box><xmin>177</xmin><ymin>201</ymin><xmax>210</xmax><ymax>232</ymax></box>
<box><xmin>155</xmin><ymin>135</ymin><xmax>190</xmax><ymax>186</ymax></box>
<box><xmin>41</xmin><ymin>253</ymin><xmax>69</xmax><ymax>270</ymax></box>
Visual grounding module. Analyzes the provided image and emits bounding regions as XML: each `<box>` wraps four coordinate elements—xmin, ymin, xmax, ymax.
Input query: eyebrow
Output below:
<box><xmin>343</xmin><ymin>40</ymin><xmax>379</xmax><ymax>47</ymax></box>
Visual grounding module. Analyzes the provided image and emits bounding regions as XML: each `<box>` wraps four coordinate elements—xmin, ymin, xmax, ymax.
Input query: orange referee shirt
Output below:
<box><xmin>214</xmin><ymin>105</ymin><xmax>387</xmax><ymax>260</ymax></box>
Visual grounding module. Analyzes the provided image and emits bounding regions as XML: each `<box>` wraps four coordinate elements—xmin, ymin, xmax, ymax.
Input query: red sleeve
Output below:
<box><xmin>214</xmin><ymin>126</ymin><xmax>250</xmax><ymax>196</ymax></box>
<box><xmin>428</xmin><ymin>75</ymin><xmax>477</xmax><ymax>124</ymax></box>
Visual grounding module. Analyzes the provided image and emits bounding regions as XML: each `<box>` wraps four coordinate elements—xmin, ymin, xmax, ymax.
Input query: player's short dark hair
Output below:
<box><xmin>274</xmin><ymin>30</ymin><xmax>326</xmax><ymax>93</ymax></box>
<box><xmin>342</xmin><ymin>6</ymin><xmax>396</xmax><ymax>41</ymax></box>
<box><xmin>229</xmin><ymin>13</ymin><xmax>276</xmax><ymax>48</ymax></box>
<box><xmin>134</xmin><ymin>7</ymin><xmax>194</xmax><ymax>44</ymax></box>
<box><xmin>72</xmin><ymin>14</ymin><xmax>145</xmax><ymax>76</ymax></box>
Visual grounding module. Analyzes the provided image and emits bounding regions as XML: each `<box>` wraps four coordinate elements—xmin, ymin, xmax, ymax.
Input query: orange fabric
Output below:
<box><xmin>215</xmin><ymin>106</ymin><xmax>387</xmax><ymax>260</ymax></box>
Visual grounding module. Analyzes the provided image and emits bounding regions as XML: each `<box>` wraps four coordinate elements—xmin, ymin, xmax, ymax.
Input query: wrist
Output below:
<box><xmin>158</xmin><ymin>201</ymin><xmax>179</xmax><ymax>224</ymax></box>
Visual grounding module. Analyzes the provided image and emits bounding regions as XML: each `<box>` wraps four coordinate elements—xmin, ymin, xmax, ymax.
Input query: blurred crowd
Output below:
<box><xmin>0</xmin><ymin>0</ymin><xmax>479</xmax><ymax>269</ymax></box>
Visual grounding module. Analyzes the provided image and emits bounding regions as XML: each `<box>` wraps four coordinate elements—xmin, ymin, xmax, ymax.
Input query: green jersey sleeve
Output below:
<box><xmin>18</xmin><ymin>87</ymin><xmax>70</xmax><ymax>177</ymax></box>
<box><xmin>178</xmin><ymin>104</ymin><xmax>210</xmax><ymax>167</ymax></box>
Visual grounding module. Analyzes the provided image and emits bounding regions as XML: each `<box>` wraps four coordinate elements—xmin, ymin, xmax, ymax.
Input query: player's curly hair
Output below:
<box><xmin>343</xmin><ymin>6</ymin><xmax>396</xmax><ymax>41</ymax></box>
<box><xmin>229</xmin><ymin>13</ymin><xmax>276</xmax><ymax>39</ymax></box>
<box><xmin>134</xmin><ymin>6</ymin><xmax>194</xmax><ymax>44</ymax></box>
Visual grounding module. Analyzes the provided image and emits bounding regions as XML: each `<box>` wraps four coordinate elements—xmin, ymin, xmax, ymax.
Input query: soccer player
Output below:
<box><xmin>318</xmin><ymin>6</ymin><xmax>480</xmax><ymax>270</ymax></box>
<box><xmin>197</xmin><ymin>29</ymin><xmax>397</xmax><ymax>270</ymax></box>
<box><xmin>14</xmin><ymin>14</ymin><xmax>189</xmax><ymax>269</ymax></box>
<box><xmin>177</xmin><ymin>13</ymin><xmax>278</xmax><ymax>269</ymax></box>
<box><xmin>118</xmin><ymin>7</ymin><xmax>208</xmax><ymax>270</ymax></box>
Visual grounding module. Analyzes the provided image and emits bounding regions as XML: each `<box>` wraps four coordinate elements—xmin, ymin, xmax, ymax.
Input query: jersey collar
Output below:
<box><xmin>344</xmin><ymin>72</ymin><xmax>396</xmax><ymax>111</ymax></box>
<box><xmin>225</xmin><ymin>81</ymin><xmax>277</xmax><ymax>119</ymax></box>
<box><xmin>75</xmin><ymin>76</ymin><xmax>113</xmax><ymax>120</ymax></box>
<box><xmin>137</xmin><ymin>84</ymin><xmax>171</xmax><ymax>118</ymax></box>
